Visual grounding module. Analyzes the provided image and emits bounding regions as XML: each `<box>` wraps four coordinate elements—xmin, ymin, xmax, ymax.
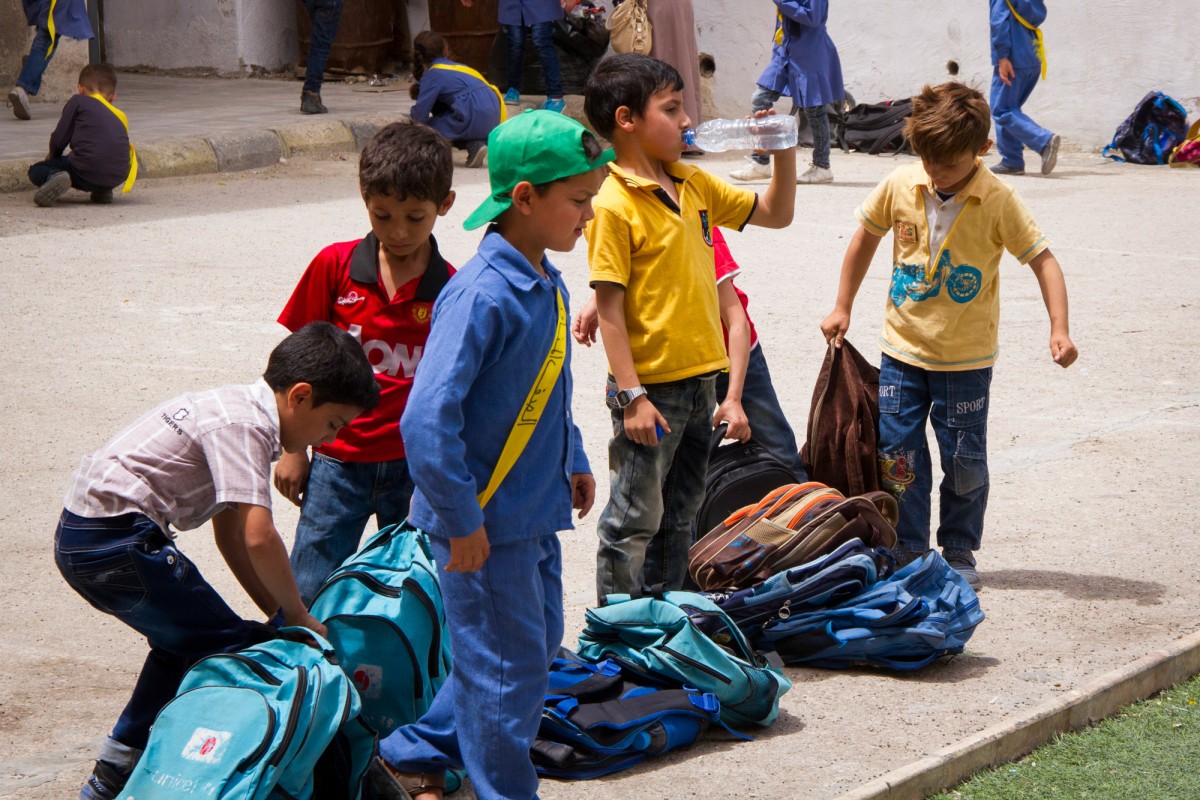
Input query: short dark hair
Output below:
<box><xmin>359</xmin><ymin>121</ymin><xmax>453</xmax><ymax>204</ymax></box>
<box><xmin>263</xmin><ymin>322</ymin><xmax>379</xmax><ymax>411</ymax></box>
<box><xmin>584</xmin><ymin>53</ymin><xmax>683</xmax><ymax>140</ymax></box>
<box><xmin>905</xmin><ymin>82</ymin><xmax>992</xmax><ymax>164</ymax></box>
<box><xmin>78</xmin><ymin>64</ymin><xmax>117</xmax><ymax>95</ymax></box>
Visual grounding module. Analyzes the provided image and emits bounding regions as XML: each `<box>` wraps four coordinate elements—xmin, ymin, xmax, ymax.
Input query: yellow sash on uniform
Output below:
<box><xmin>1006</xmin><ymin>1</ymin><xmax>1047</xmax><ymax>79</ymax></box>
<box><xmin>429</xmin><ymin>62</ymin><xmax>508</xmax><ymax>123</ymax></box>
<box><xmin>774</xmin><ymin>12</ymin><xmax>783</xmax><ymax>46</ymax></box>
<box><xmin>45</xmin><ymin>0</ymin><xmax>59</xmax><ymax>56</ymax></box>
<box><xmin>89</xmin><ymin>93</ymin><xmax>137</xmax><ymax>193</ymax></box>
<box><xmin>476</xmin><ymin>289</ymin><xmax>565</xmax><ymax>508</ymax></box>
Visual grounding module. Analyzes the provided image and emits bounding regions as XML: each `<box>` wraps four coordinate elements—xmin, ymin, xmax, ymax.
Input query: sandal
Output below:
<box><xmin>367</xmin><ymin>756</ymin><xmax>445</xmax><ymax>800</ymax></box>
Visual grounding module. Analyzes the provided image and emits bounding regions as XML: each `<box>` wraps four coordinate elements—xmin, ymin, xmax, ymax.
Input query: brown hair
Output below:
<box><xmin>359</xmin><ymin>121</ymin><xmax>453</xmax><ymax>204</ymax></box>
<box><xmin>412</xmin><ymin>31</ymin><xmax>450</xmax><ymax>81</ymax></box>
<box><xmin>78</xmin><ymin>63</ymin><xmax>117</xmax><ymax>95</ymax></box>
<box><xmin>904</xmin><ymin>82</ymin><xmax>992</xmax><ymax>164</ymax></box>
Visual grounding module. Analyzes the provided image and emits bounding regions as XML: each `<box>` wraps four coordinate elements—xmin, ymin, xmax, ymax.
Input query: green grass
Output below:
<box><xmin>928</xmin><ymin>672</ymin><xmax>1200</xmax><ymax>800</ymax></box>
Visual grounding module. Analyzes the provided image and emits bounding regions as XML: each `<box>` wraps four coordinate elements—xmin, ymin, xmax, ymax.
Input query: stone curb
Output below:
<box><xmin>832</xmin><ymin>629</ymin><xmax>1200</xmax><ymax>800</ymax></box>
<box><xmin>0</xmin><ymin>113</ymin><xmax>400</xmax><ymax>194</ymax></box>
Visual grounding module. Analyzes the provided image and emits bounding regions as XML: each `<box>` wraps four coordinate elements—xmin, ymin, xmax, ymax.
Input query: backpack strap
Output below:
<box><xmin>428</xmin><ymin>62</ymin><xmax>508</xmax><ymax>123</ymax></box>
<box><xmin>477</xmin><ymin>288</ymin><xmax>566</xmax><ymax>508</ymax></box>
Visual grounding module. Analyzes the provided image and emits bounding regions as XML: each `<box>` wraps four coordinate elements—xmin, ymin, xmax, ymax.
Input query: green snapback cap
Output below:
<box><xmin>463</xmin><ymin>109</ymin><xmax>615</xmax><ymax>231</ymax></box>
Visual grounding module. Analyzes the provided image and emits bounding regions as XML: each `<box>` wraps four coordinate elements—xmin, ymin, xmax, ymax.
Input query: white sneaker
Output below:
<box><xmin>797</xmin><ymin>164</ymin><xmax>833</xmax><ymax>184</ymax></box>
<box><xmin>8</xmin><ymin>86</ymin><xmax>31</xmax><ymax>120</ymax></box>
<box><xmin>729</xmin><ymin>158</ymin><xmax>772</xmax><ymax>182</ymax></box>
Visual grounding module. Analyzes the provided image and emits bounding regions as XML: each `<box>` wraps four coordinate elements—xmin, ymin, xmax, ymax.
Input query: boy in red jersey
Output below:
<box><xmin>275</xmin><ymin>121</ymin><xmax>457</xmax><ymax>604</ymax></box>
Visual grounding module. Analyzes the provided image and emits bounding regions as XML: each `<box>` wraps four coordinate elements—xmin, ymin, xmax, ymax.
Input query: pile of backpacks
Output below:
<box><xmin>1103</xmin><ymin>91</ymin><xmax>1200</xmax><ymax>167</ymax></box>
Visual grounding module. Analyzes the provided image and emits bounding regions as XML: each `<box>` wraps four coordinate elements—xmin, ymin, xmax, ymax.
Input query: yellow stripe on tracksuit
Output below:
<box><xmin>89</xmin><ymin>93</ymin><xmax>137</xmax><ymax>193</ymax></box>
<box><xmin>429</xmin><ymin>63</ymin><xmax>508</xmax><ymax>123</ymax></box>
<box><xmin>45</xmin><ymin>0</ymin><xmax>59</xmax><ymax>56</ymax></box>
<box><xmin>1006</xmin><ymin>1</ymin><xmax>1047</xmax><ymax>79</ymax></box>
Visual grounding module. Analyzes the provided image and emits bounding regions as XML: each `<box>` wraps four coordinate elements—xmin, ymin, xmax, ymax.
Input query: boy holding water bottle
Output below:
<box><xmin>582</xmin><ymin>53</ymin><xmax>795</xmax><ymax>602</ymax></box>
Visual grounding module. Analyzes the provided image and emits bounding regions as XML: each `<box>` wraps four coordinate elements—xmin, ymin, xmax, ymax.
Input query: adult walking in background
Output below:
<box><xmin>462</xmin><ymin>0</ymin><xmax>579</xmax><ymax>113</ymax></box>
<box><xmin>299</xmin><ymin>0</ymin><xmax>345</xmax><ymax>114</ymax></box>
<box><xmin>777</xmin><ymin>0</ymin><xmax>844</xmax><ymax>184</ymax></box>
<box><xmin>989</xmin><ymin>0</ymin><xmax>1059</xmax><ymax>175</ymax></box>
<box><xmin>646</xmin><ymin>0</ymin><xmax>704</xmax><ymax>155</ymax></box>
<box><xmin>8</xmin><ymin>0</ymin><xmax>94</xmax><ymax>121</ymax></box>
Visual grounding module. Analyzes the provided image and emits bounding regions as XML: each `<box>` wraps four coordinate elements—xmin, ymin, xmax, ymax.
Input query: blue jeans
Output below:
<box><xmin>715</xmin><ymin>344</ymin><xmax>807</xmax><ymax>478</ymax></box>
<box><xmin>505</xmin><ymin>22</ymin><xmax>563</xmax><ymax>99</ymax></box>
<box><xmin>750</xmin><ymin>86</ymin><xmax>783</xmax><ymax>165</ymax></box>
<box><xmin>29</xmin><ymin>156</ymin><xmax>107</xmax><ymax>193</ymax></box>
<box><xmin>876</xmin><ymin>355</ymin><xmax>992</xmax><ymax>553</ymax></box>
<box><xmin>54</xmin><ymin>510</ymin><xmax>274</xmax><ymax>750</ymax></box>
<box><xmin>595</xmin><ymin>374</ymin><xmax>716</xmax><ymax>601</ymax></box>
<box><xmin>804</xmin><ymin>104</ymin><xmax>832</xmax><ymax>169</ymax></box>
<box><xmin>300</xmin><ymin>0</ymin><xmax>345</xmax><ymax>94</ymax></box>
<box><xmin>379</xmin><ymin>533</ymin><xmax>562</xmax><ymax>800</ymax></box>
<box><xmin>289</xmin><ymin>452</ymin><xmax>414</xmax><ymax>606</ymax></box>
<box><xmin>990</xmin><ymin>66</ymin><xmax>1053</xmax><ymax>169</ymax></box>
<box><xmin>16</xmin><ymin>26</ymin><xmax>57</xmax><ymax>96</ymax></box>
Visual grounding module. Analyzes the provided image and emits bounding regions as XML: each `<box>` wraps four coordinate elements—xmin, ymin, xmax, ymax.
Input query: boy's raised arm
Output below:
<box><xmin>821</xmin><ymin>226</ymin><xmax>884</xmax><ymax>346</ymax></box>
<box><xmin>747</xmin><ymin>111</ymin><xmax>797</xmax><ymax>229</ymax></box>
<box><xmin>1027</xmin><ymin>249</ymin><xmax>1078</xmax><ymax>368</ymax></box>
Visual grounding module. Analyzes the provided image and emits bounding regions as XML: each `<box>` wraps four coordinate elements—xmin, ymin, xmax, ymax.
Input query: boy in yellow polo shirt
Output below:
<box><xmin>583</xmin><ymin>53</ymin><xmax>796</xmax><ymax>601</ymax></box>
<box><xmin>820</xmin><ymin>82</ymin><xmax>1077</xmax><ymax>589</ymax></box>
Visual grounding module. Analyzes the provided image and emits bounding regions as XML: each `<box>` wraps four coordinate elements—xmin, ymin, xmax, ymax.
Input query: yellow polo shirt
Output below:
<box><xmin>587</xmin><ymin>161</ymin><xmax>758</xmax><ymax>383</ymax></box>
<box><xmin>856</xmin><ymin>160</ymin><xmax>1049</xmax><ymax>371</ymax></box>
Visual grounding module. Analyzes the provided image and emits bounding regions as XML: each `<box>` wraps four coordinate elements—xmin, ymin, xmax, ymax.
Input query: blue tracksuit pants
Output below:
<box><xmin>379</xmin><ymin>532</ymin><xmax>564</xmax><ymax>800</ymax></box>
<box><xmin>990</xmin><ymin>65</ymin><xmax>1054</xmax><ymax>170</ymax></box>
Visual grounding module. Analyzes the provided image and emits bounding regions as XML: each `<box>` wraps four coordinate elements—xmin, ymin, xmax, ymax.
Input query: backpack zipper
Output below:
<box><xmin>269</xmin><ymin>665</ymin><xmax>308</xmax><ymax>767</ymax></box>
<box><xmin>659</xmin><ymin>645</ymin><xmax>732</xmax><ymax>684</ymax></box>
<box><xmin>403</xmin><ymin>577</ymin><xmax>443</xmax><ymax>679</ymax></box>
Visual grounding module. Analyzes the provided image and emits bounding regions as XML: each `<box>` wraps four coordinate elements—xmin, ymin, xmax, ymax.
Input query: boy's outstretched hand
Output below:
<box><xmin>820</xmin><ymin>308</ymin><xmax>851</xmax><ymax>347</ymax></box>
<box><xmin>447</xmin><ymin>526</ymin><xmax>490</xmax><ymax>572</ymax></box>
<box><xmin>1051</xmin><ymin>333</ymin><xmax>1078</xmax><ymax>368</ymax></box>
<box><xmin>572</xmin><ymin>473</ymin><xmax>596</xmax><ymax>518</ymax></box>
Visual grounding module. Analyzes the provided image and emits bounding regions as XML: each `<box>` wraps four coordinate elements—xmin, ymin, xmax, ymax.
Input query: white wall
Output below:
<box><xmin>688</xmin><ymin>0</ymin><xmax>1200</xmax><ymax>150</ymax></box>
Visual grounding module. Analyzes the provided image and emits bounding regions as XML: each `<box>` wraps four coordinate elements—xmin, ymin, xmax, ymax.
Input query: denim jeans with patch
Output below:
<box><xmin>876</xmin><ymin>354</ymin><xmax>992</xmax><ymax>553</ymax></box>
<box><xmin>595</xmin><ymin>374</ymin><xmax>716</xmax><ymax>602</ymax></box>
<box><xmin>289</xmin><ymin>452</ymin><xmax>414</xmax><ymax>606</ymax></box>
<box><xmin>54</xmin><ymin>510</ymin><xmax>274</xmax><ymax>750</ymax></box>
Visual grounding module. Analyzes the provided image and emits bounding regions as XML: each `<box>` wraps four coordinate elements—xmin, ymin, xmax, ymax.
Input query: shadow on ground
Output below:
<box><xmin>983</xmin><ymin>569</ymin><xmax>1166</xmax><ymax>606</ymax></box>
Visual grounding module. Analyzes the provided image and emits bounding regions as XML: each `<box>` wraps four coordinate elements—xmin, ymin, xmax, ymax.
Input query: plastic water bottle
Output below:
<box><xmin>684</xmin><ymin>115</ymin><xmax>798</xmax><ymax>152</ymax></box>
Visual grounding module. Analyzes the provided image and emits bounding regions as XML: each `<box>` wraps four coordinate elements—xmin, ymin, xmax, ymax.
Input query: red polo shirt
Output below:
<box><xmin>279</xmin><ymin>233</ymin><xmax>455</xmax><ymax>462</ymax></box>
<box><xmin>712</xmin><ymin>227</ymin><xmax>760</xmax><ymax>350</ymax></box>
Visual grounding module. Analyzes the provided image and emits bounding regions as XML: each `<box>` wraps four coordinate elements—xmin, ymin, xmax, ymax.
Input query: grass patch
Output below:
<box><xmin>929</xmin><ymin>672</ymin><xmax>1200</xmax><ymax>799</ymax></box>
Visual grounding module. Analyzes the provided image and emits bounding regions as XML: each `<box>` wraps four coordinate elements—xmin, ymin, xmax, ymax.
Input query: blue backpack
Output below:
<box><xmin>1102</xmin><ymin>91</ymin><xmax>1189</xmax><ymax>165</ymax></box>
<box><xmin>532</xmin><ymin>648</ymin><xmax>723</xmax><ymax>779</ymax></box>
<box><xmin>576</xmin><ymin>589</ymin><xmax>792</xmax><ymax>728</ymax></box>
<box><xmin>118</xmin><ymin>628</ymin><xmax>362</xmax><ymax>800</ymax></box>
<box><xmin>706</xmin><ymin>538</ymin><xmax>893</xmax><ymax>648</ymax></box>
<box><xmin>758</xmin><ymin>550</ymin><xmax>985</xmax><ymax>670</ymax></box>
<box><xmin>309</xmin><ymin>522</ymin><xmax>451</xmax><ymax>738</ymax></box>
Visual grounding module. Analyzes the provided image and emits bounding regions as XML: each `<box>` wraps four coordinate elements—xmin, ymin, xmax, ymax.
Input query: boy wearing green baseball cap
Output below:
<box><xmin>373</xmin><ymin>110</ymin><xmax>610</xmax><ymax>800</ymax></box>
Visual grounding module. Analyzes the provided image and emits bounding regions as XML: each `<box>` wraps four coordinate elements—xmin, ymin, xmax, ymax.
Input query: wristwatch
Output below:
<box><xmin>615</xmin><ymin>386</ymin><xmax>648</xmax><ymax>408</ymax></box>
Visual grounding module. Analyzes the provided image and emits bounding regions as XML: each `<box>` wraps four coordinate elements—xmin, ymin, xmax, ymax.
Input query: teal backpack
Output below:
<box><xmin>576</xmin><ymin>588</ymin><xmax>792</xmax><ymax>728</ymax></box>
<box><xmin>118</xmin><ymin>628</ymin><xmax>365</xmax><ymax>800</ymax></box>
<box><xmin>309</xmin><ymin>522</ymin><xmax>451</xmax><ymax>737</ymax></box>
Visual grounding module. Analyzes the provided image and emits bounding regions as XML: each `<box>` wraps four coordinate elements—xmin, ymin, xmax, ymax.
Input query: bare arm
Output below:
<box><xmin>215</xmin><ymin>503</ymin><xmax>326</xmax><ymax>635</ymax></box>
<box><xmin>715</xmin><ymin>280</ymin><xmax>751</xmax><ymax>442</ymax></box>
<box><xmin>746</xmin><ymin>111</ymin><xmax>797</xmax><ymax>229</ymax></box>
<box><xmin>272</xmin><ymin>449</ymin><xmax>311</xmax><ymax>507</ymax></box>
<box><xmin>820</xmin><ymin>226</ymin><xmax>885</xmax><ymax>346</ymax></box>
<box><xmin>594</xmin><ymin>282</ymin><xmax>669</xmax><ymax>446</ymax></box>
<box><xmin>1028</xmin><ymin>248</ymin><xmax>1078</xmax><ymax>367</ymax></box>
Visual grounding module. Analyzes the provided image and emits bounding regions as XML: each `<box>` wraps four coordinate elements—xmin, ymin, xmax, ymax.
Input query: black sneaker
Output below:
<box><xmin>300</xmin><ymin>90</ymin><xmax>328</xmax><ymax>115</ymax></box>
<box><xmin>991</xmin><ymin>163</ymin><xmax>1025</xmax><ymax>176</ymax></box>
<box><xmin>892</xmin><ymin>545</ymin><xmax>930</xmax><ymax>570</ymax></box>
<box><xmin>1040</xmin><ymin>133</ymin><xmax>1061</xmax><ymax>175</ymax></box>
<box><xmin>79</xmin><ymin>760</ymin><xmax>128</xmax><ymax>800</ymax></box>
<box><xmin>34</xmin><ymin>171</ymin><xmax>71</xmax><ymax>207</ymax></box>
<box><xmin>90</xmin><ymin>189</ymin><xmax>114</xmax><ymax>204</ymax></box>
<box><xmin>942</xmin><ymin>547</ymin><xmax>981</xmax><ymax>590</ymax></box>
<box><xmin>465</xmin><ymin>140</ymin><xmax>487</xmax><ymax>168</ymax></box>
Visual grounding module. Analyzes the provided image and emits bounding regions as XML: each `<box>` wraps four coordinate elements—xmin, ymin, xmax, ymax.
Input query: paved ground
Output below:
<box><xmin>2</xmin><ymin>74</ymin><xmax>1199</xmax><ymax>799</ymax></box>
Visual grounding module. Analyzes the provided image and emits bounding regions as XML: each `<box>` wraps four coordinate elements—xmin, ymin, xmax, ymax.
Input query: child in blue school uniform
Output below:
<box><xmin>8</xmin><ymin>0</ymin><xmax>93</xmax><ymax>120</ymax></box>
<box><xmin>730</xmin><ymin>10</ymin><xmax>791</xmax><ymax>182</ymax></box>
<box><xmin>989</xmin><ymin>0</ymin><xmax>1060</xmax><ymax>175</ymax></box>
<box><xmin>409</xmin><ymin>30</ymin><xmax>504</xmax><ymax>168</ymax></box>
<box><xmin>372</xmin><ymin>110</ymin><xmax>608</xmax><ymax>800</ymax></box>
<box><xmin>776</xmin><ymin>0</ymin><xmax>845</xmax><ymax>185</ymax></box>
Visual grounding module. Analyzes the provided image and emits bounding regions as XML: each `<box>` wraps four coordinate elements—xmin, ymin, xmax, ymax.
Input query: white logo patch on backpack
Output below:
<box><xmin>181</xmin><ymin>728</ymin><xmax>231</xmax><ymax>763</ymax></box>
